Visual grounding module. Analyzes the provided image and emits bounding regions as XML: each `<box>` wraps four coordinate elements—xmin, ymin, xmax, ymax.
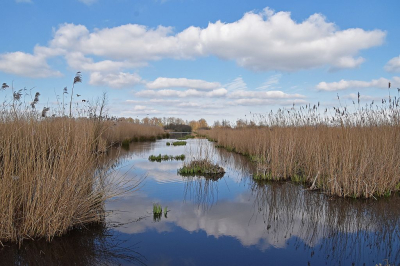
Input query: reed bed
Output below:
<box><xmin>199</xmin><ymin>98</ymin><xmax>400</xmax><ymax>198</ymax></box>
<box><xmin>103</xmin><ymin>121</ymin><xmax>166</xmax><ymax>147</ymax></box>
<box><xmin>0</xmin><ymin>112</ymin><xmax>165</xmax><ymax>244</ymax></box>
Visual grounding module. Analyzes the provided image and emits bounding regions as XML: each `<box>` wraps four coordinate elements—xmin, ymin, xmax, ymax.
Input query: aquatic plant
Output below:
<box><xmin>172</xmin><ymin>141</ymin><xmax>187</xmax><ymax>146</ymax></box>
<box><xmin>153</xmin><ymin>203</ymin><xmax>162</xmax><ymax>215</ymax></box>
<box><xmin>178</xmin><ymin>159</ymin><xmax>225</xmax><ymax>176</ymax></box>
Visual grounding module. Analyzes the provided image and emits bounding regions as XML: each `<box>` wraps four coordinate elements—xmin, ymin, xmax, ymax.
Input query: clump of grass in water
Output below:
<box><xmin>172</xmin><ymin>141</ymin><xmax>187</xmax><ymax>146</ymax></box>
<box><xmin>153</xmin><ymin>203</ymin><xmax>168</xmax><ymax>221</ymax></box>
<box><xmin>178</xmin><ymin>159</ymin><xmax>225</xmax><ymax>175</ymax></box>
<box><xmin>166</xmin><ymin>142</ymin><xmax>171</xmax><ymax>146</ymax></box>
<box><xmin>148</xmin><ymin>154</ymin><xmax>185</xmax><ymax>162</ymax></box>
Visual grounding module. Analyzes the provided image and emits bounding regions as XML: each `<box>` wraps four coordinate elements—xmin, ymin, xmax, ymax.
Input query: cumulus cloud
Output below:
<box><xmin>89</xmin><ymin>72</ymin><xmax>143</xmax><ymax>88</ymax></box>
<box><xmin>385</xmin><ymin>56</ymin><xmax>400</xmax><ymax>73</ymax></box>
<box><xmin>0</xmin><ymin>7</ymin><xmax>386</xmax><ymax>80</ymax></box>
<box><xmin>0</xmin><ymin>52</ymin><xmax>61</xmax><ymax>78</ymax></box>
<box><xmin>136</xmin><ymin>88</ymin><xmax>227</xmax><ymax>98</ymax></box>
<box><xmin>316</xmin><ymin>77</ymin><xmax>400</xmax><ymax>91</ymax></box>
<box><xmin>146</xmin><ymin>77</ymin><xmax>221</xmax><ymax>90</ymax></box>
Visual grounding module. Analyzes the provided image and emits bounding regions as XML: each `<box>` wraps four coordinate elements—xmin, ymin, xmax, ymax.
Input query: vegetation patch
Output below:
<box><xmin>148</xmin><ymin>154</ymin><xmax>185</xmax><ymax>162</ymax></box>
<box><xmin>178</xmin><ymin>159</ymin><xmax>225</xmax><ymax>178</ymax></box>
<box><xmin>172</xmin><ymin>141</ymin><xmax>187</xmax><ymax>146</ymax></box>
<box><xmin>153</xmin><ymin>203</ymin><xmax>168</xmax><ymax>221</ymax></box>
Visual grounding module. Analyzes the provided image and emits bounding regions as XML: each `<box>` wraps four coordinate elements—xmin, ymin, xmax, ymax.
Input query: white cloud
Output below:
<box><xmin>42</xmin><ymin>8</ymin><xmax>386</xmax><ymax>74</ymax></box>
<box><xmin>194</xmin><ymin>8</ymin><xmax>385</xmax><ymax>71</ymax></box>
<box><xmin>0</xmin><ymin>7</ymin><xmax>386</xmax><ymax>80</ymax></box>
<box><xmin>224</xmin><ymin>77</ymin><xmax>247</xmax><ymax>91</ymax></box>
<box><xmin>65</xmin><ymin>52</ymin><xmax>139</xmax><ymax>72</ymax></box>
<box><xmin>89</xmin><ymin>72</ymin><xmax>143</xmax><ymax>88</ymax></box>
<box><xmin>0</xmin><ymin>52</ymin><xmax>61</xmax><ymax>78</ymax></box>
<box><xmin>229</xmin><ymin>90</ymin><xmax>305</xmax><ymax>99</ymax></box>
<box><xmin>133</xmin><ymin>105</ymin><xmax>147</xmax><ymax>111</ymax></box>
<box><xmin>146</xmin><ymin>77</ymin><xmax>221</xmax><ymax>90</ymax></box>
<box><xmin>136</xmin><ymin>88</ymin><xmax>227</xmax><ymax>98</ymax></box>
<box><xmin>385</xmin><ymin>56</ymin><xmax>400</xmax><ymax>73</ymax></box>
<box><xmin>78</xmin><ymin>0</ymin><xmax>97</xmax><ymax>5</ymax></box>
<box><xmin>316</xmin><ymin>77</ymin><xmax>400</xmax><ymax>91</ymax></box>
<box><xmin>256</xmin><ymin>74</ymin><xmax>282</xmax><ymax>90</ymax></box>
<box><xmin>231</xmin><ymin>98</ymin><xmax>307</xmax><ymax>106</ymax></box>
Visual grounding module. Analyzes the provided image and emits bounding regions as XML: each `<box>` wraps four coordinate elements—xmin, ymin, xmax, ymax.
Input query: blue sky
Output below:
<box><xmin>1</xmin><ymin>0</ymin><xmax>400</xmax><ymax>124</ymax></box>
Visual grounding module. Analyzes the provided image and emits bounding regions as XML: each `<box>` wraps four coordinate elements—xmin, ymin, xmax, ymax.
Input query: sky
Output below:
<box><xmin>1</xmin><ymin>0</ymin><xmax>400</xmax><ymax>124</ymax></box>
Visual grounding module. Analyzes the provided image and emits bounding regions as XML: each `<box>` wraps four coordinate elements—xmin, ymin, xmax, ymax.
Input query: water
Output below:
<box><xmin>1</xmin><ymin>139</ymin><xmax>400</xmax><ymax>265</ymax></box>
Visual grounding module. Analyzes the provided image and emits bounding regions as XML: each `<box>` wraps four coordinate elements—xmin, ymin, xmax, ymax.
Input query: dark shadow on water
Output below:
<box><xmin>0</xmin><ymin>223</ymin><xmax>146</xmax><ymax>266</ymax></box>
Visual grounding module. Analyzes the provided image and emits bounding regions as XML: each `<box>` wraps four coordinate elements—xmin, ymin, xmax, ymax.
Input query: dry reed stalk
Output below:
<box><xmin>0</xmin><ymin>111</ymin><xmax>162</xmax><ymax>243</ymax></box>
<box><xmin>199</xmin><ymin>118</ymin><xmax>400</xmax><ymax>198</ymax></box>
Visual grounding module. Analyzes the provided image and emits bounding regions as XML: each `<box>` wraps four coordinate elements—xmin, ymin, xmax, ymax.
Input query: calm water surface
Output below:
<box><xmin>1</xmin><ymin>139</ymin><xmax>400</xmax><ymax>266</ymax></box>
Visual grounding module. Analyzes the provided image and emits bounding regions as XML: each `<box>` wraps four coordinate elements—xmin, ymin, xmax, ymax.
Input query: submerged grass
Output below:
<box><xmin>148</xmin><ymin>154</ymin><xmax>185</xmax><ymax>162</ymax></box>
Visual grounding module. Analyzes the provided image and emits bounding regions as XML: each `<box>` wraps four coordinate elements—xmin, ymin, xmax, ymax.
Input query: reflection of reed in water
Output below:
<box><xmin>214</xmin><ymin>144</ymin><xmax>256</xmax><ymax>179</ymax></box>
<box><xmin>183</xmin><ymin>175</ymin><xmax>220</xmax><ymax>209</ymax></box>
<box><xmin>251</xmin><ymin>180</ymin><xmax>400</xmax><ymax>264</ymax></box>
<box><xmin>0</xmin><ymin>223</ymin><xmax>146</xmax><ymax>266</ymax></box>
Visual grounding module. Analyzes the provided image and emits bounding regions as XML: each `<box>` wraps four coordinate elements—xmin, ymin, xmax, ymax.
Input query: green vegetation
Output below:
<box><xmin>153</xmin><ymin>203</ymin><xmax>163</xmax><ymax>215</ymax></box>
<box><xmin>153</xmin><ymin>203</ymin><xmax>168</xmax><ymax>222</ymax></box>
<box><xmin>148</xmin><ymin>154</ymin><xmax>185</xmax><ymax>162</ymax></box>
<box><xmin>178</xmin><ymin>159</ymin><xmax>225</xmax><ymax>176</ymax></box>
<box><xmin>172</xmin><ymin>141</ymin><xmax>187</xmax><ymax>146</ymax></box>
<box><xmin>166</xmin><ymin>142</ymin><xmax>171</xmax><ymax>146</ymax></box>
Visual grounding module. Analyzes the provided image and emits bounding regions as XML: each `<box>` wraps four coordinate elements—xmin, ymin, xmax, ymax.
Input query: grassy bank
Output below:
<box><xmin>198</xmin><ymin>102</ymin><xmax>400</xmax><ymax>198</ymax></box>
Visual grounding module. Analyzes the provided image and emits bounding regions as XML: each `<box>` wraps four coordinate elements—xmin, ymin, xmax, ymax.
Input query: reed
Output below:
<box><xmin>199</xmin><ymin>96</ymin><xmax>400</xmax><ymax>198</ymax></box>
<box><xmin>0</xmin><ymin>84</ymin><xmax>165</xmax><ymax>244</ymax></box>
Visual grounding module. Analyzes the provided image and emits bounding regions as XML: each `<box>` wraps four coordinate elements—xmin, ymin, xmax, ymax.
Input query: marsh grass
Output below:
<box><xmin>199</xmin><ymin>94</ymin><xmax>400</xmax><ymax>198</ymax></box>
<box><xmin>0</xmin><ymin>80</ymin><xmax>165</xmax><ymax>244</ymax></box>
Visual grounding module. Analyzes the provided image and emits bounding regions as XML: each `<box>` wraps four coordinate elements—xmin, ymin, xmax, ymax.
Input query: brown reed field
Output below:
<box><xmin>0</xmin><ymin>77</ymin><xmax>165</xmax><ymax>244</ymax></box>
<box><xmin>199</xmin><ymin>95</ymin><xmax>400</xmax><ymax>198</ymax></box>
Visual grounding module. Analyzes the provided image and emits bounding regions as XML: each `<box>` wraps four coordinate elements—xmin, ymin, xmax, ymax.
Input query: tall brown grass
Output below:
<box><xmin>199</xmin><ymin>98</ymin><xmax>400</xmax><ymax>198</ymax></box>
<box><xmin>0</xmin><ymin>113</ymin><xmax>164</xmax><ymax>244</ymax></box>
